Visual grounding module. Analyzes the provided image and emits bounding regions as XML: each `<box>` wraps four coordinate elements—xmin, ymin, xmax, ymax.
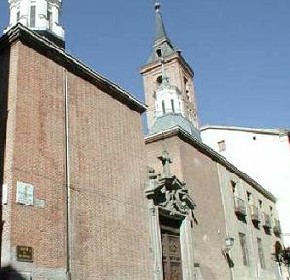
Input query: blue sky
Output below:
<box><xmin>0</xmin><ymin>0</ymin><xmax>290</xmax><ymax>128</ymax></box>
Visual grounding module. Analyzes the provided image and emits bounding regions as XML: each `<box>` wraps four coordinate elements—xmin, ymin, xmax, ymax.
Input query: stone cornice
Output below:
<box><xmin>201</xmin><ymin>125</ymin><xmax>290</xmax><ymax>136</ymax></box>
<box><xmin>0</xmin><ymin>24</ymin><xmax>146</xmax><ymax>114</ymax></box>
<box><xmin>145</xmin><ymin>127</ymin><xmax>277</xmax><ymax>203</ymax></box>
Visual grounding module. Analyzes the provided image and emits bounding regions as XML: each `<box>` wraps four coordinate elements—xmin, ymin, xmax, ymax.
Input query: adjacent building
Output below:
<box><xmin>141</xmin><ymin>4</ymin><xmax>284</xmax><ymax>279</ymax></box>
<box><xmin>201</xmin><ymin>126</ymin><xmax>290</xmax><ymax>247</ymax></box>
<box><xmin>0</xmin><ymin>1</ymin><xmax>287</xmax><ymax>279</ymax></box>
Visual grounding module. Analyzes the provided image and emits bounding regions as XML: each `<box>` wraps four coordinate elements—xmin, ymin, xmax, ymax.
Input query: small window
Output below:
<box><xmin>171</xmin><ymin>99</ymin><xmax>175</xmax><ymax>113</ymax></box>
<box><xmin>257</xmin><ymin>238</ymin><xmax>266</xmax><ymax>268</ymax></box>
<box><xmin>269</xmin><ymin>206</ymin><xmax>273</xmax><ymax>217</ymax></box>
<box><xmin>231</xmin><ymin>181</ymin><xmax>236</xmax><ymax>195</ymax></box>
<box><xmin>47</xmin><ymin>10</ymin><xmax>52</xmax><ymax>30</ymax></box>
<box><xmin>30</xmin><ymin>6</ymin><xmax>36</xmax><ymax>27</ymax></box>
<box><xmin>184</xmin><ymin>77</ymin><xmax>189</xmax><ymax>96</ymax></box>
<box><xmin>258</xmin><ymin>200</ymin><xmax>262</xmax><ymax>209</ymax></box>
<box><xmin>247</xmin><ymin>192</ymin><xmax>252</xmax><ymax>203</ymax></box>
<box><xmin>17</xmin><ymin>11</ymin><xmax>20</xmax><ymax>21</ymax></box>
<box><xmin>162</xmin><ymin>100</ymin><xmax>166</xmax><ymax>114</ymax></box>
<box><xmin>156</xmin><ymin>75</ymin><xmax>162</xmax><ymax>85</ymax></box>
<box><xmin>239</xmin><ymin>233</ymin><xmax>249</xmax><ymax>266</ymax></box>
<box><xmin>156</xmin><ymin>48</ymin><xmax>162</xmax><ymax>58</ymax></box>
<box><xmin>218</xmin><ymin>140</ymin><xmax>226</xmax><ymax>152</ymax></box>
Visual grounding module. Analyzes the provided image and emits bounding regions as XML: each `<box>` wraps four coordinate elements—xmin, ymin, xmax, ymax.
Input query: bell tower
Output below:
<box><xmin>5</xmin><ymin>0</ymin><xmax>65</xmax><ymax>47</ymax></box>
<box><xmin>140</xmin><ymin>2</ymin><xmax>200</xmax><ymax>138</ymax></box>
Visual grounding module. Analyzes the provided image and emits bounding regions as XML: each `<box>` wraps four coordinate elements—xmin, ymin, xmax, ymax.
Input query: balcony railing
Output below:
<box><xmin>273</xmin><ymin>219</ymin><xmax>281</xmax><ymax>235</ymax></box>
<box><xmin>262</xmin><ymin>212</ymin><xmax>272</xmax><ymax>228</ymax></box>
<box><xmin>234</xmin><ymin>197</ymin><xmax>247</xmax><ymax>217</ymax></box>
<box><xmin>249</xmin><ymin>205</ymin><xmax>260</xmax><ymax>222</ymax></box>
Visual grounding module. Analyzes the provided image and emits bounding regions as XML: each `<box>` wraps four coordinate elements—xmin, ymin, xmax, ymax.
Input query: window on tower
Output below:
<box><xmin>156</xmin><ymin>48</ymin><xmax>162</xmax><ymax>58</ymax></box>
<box><xmin>156</xmin><ymin>75</ymin><xmax>162</xmax><ymax>86</ymax></box>
<box><xmin>162</xmin><ymin>100</ymin><xmax>166</xmax><ymax>114</ymax></box>
<box><xmin>171</xmin><ymin>99</ymin><xmax>175</xmax><ymax>113</ymax></box>
<box><xmin>47</xmin><ymin>10</ymin><xmax>52</xmax><ymax>30</ymax></box>
<box><xmin>30</xmin><ymin>6</ymin><xmax>36</xmax><ymax>27</ymax></box>
<box><xmin>184</xmin><ymin>77</ymin><xmax>190</xmax><ymax>99</ymax></box>
<box><xmin>17</xmin><ymin>11</ymin><xmax>20</xmax><ymax>22</ymax></box>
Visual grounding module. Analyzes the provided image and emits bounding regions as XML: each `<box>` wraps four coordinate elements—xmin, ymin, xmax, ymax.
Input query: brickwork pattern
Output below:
<box><xmin>1</xmin><ymin>41</ymin><xmax>152</xmax><ymax>279</ymax></box>
<box><xmin>145</xmin><ymin>133</ymin><xmax>282</xmax><ymax>280</ymax></box>
<box><xmin>145</xmin><ymin>135</ymin><xmax>231</xmax><ymax>280</ymax></box>
<box><xmin>67</xmin><ymin>72</ymin><xmax>152</xmax><ymax>279</ymax></box>
<box><xmin>4</xmin><ymin>42</ymin><xmax>67</xmax><ymax>277</ymax></box>
<box><xmin>141</xmin><ymin>57</ymin><xmax>198</xmax><ymax>130</ymax></box>
<box><xmin>0</xmin><ymin>42</ymin><xmax>12</xmax><ymax>267</ymax></box>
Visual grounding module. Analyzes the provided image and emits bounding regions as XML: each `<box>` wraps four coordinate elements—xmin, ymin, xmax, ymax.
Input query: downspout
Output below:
<box><xmin>64</xmin><ymin>70</ymin><xmax>72</xmax><ymax>280</ymax></box>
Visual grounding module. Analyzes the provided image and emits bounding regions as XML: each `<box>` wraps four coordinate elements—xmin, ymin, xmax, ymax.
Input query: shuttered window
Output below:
<box><xmin>239</xmin><ymin>233</ymin><xmax>249</xmax><ymax>266</ymax></box>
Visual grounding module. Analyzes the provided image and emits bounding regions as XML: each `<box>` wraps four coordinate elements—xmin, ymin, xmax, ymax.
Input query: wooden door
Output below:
<box><xmin>162</xmin><ymin>233</ymin><xmax>183</xmax><ymax>280</ymax></box>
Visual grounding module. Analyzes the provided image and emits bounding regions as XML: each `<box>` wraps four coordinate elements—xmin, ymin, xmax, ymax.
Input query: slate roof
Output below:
<box><xmin>148</xmin><ymin>3</ymin><xmax>177</xmax><ymax>64</ymax></box>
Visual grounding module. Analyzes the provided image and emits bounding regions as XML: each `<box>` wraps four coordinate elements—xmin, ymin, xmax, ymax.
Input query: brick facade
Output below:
<box><xmin>145</xmin><ymin>129</ymin><xmax>283</xmax><ymax>280</ymax></box>
<box><xmin>0</xmin><ymin>26</ymin><xmax>152</xmax><ymax>280</ymax></box>
<box><xmin>0</xmin><ymin>24</ymin><xmax>284</xmax><ymax>280</ymax></box>
<box><xmin>145</xmin><ymin>133</ymin><xmax>230</xmax><ymax>280</ymax></box>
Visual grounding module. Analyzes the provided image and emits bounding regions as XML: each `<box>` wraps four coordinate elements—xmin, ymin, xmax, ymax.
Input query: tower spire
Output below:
<box><xmin>141</xmin><ymin>2</ymin><xmax>200</xmax><ymax>139</ymax></box>
<box><xmin>148</xmin><ymin>1</ymin><xmax>176</xmax><ymax>63</ymax></box>
<box><xmin>154</xmin><ymin>2</ymin><xmax>169</xmax><ymax>44</ymax></box>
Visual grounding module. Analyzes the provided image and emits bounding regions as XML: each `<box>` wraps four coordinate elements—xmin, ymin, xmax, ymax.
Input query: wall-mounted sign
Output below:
<box><xmin>34</xmin><ymin>198</ymin><xmax>45</xmax><ymax>208</ymax></box>
<box><xmin>16</xmin><ymin>246</ymin><xmax>33</xmax><ymax>262</ymax></box>
<box><xmin>16</xmin><ymin>181</ymin><xmax>34</xmax><ymax>206</ymax></box>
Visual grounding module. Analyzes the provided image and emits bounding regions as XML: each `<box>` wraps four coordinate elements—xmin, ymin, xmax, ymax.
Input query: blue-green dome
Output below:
<box><xmin>150</xmin><ymin>113</ymin><xmax>202</xmax><ymax>141</ymax></box>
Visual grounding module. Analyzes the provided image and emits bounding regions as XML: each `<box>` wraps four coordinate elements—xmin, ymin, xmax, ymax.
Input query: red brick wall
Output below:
<box><xmin>67</xmin><ymin>72</ymin><xmax>151</xmax><ymax>279</ymax></box>
<box><xmin>9</xmin><ymin>41</ymin><xmax>67</xmax><ymax>270</ymax></box>
<box><xmin>0</xmin><ymin>43</ymin><xmax>11</xmax><ymax>268</ymax></box>
<box><xmin>2</xmin><ymin>41</ymin><xmax>152</xmax><ymax>279</ymax></box>
<box><xmin>145</xmin><ymin>134</ymin><xmax>230</xmax><ymax>280</ymax></box>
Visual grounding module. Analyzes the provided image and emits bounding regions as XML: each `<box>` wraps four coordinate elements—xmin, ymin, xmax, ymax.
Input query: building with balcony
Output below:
<box><xmin>0</xmin><ymin>1</ymin><xmax>287</xmax><ymax>280</ymax></box>
<box><xmin>201</xmin><ymin>126</ymin><xmax>290</xmax><ymax>246</ymax></box>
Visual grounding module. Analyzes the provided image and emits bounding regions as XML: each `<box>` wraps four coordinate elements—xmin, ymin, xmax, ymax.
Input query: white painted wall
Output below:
<box><xmin>201</xmin><ymin>127</ymin><xmax>290</xmax><ymax>246</ymax></box>
<box><xmin>155</xmin><ymin>86</ymin><xmax>182</xmax><ymax>117</ymax></box>
<box><xmin>5</xmin><ymin>0</ymin><xmax>64</xmax><ymax>39</ymax></box>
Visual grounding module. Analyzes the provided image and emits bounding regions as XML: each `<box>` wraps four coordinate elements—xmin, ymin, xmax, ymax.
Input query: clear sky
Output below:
<box><xmin>0</xmin><ymin>0</ymin><xmax>290</xmax><ymax>129</ymax></box>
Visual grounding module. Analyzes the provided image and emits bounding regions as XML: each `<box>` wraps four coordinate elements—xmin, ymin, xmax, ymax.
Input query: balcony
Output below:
<box><xmin>234</xmin><ymin>197</ymin><xmax>247</xmax><ymax>217</ymax></box>
<box><xmin>262</xmin><ymin>212</ymin><xmax>272</xmax><ymax>229</ymax></box>
<box><xmin>273</xmin><ymin>219</ymin><xmax>282</xmax><ymax>235</ymax></box>
<box><xmin>249</xmin><ymin>205</ymin><xmax>260</xmax><ymax>223</ymax></box>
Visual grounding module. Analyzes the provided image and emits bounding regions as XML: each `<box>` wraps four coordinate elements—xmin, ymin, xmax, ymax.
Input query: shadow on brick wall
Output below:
<box><xmin>0</xmin><ymin>266</ymin><xmax>27</xmax><ymax>280</ymax></box>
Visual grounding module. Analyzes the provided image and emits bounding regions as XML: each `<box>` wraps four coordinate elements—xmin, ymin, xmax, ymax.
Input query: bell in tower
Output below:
<box><xmin>5</xmin><ymin>0</ymin><xmax>65</xmax><ymax>47</ymax></box>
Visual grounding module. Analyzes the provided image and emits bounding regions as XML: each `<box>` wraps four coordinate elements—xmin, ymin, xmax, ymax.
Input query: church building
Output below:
<box><xmin>0</xmin><ymin>1</ymin><xmax>285</xmax><ymax>279</ymax></box>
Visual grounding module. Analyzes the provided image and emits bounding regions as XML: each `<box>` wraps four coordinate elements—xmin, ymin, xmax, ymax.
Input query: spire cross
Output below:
<box><xmin>160</xmin><ymin>58</ymin><xmax>169</xmax><ymax>85</ymax></box>
<box><xmin>154</xmin><ymin>1</ymin><xmax>161</xmax><ymax>13</ymax></box>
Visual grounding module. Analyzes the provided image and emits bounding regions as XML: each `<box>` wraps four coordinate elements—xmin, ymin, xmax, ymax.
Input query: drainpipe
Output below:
<box><xmin>64</xmin><ymin>70</ymin><xmax>72</xmax><ymax>280</ymax></box>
